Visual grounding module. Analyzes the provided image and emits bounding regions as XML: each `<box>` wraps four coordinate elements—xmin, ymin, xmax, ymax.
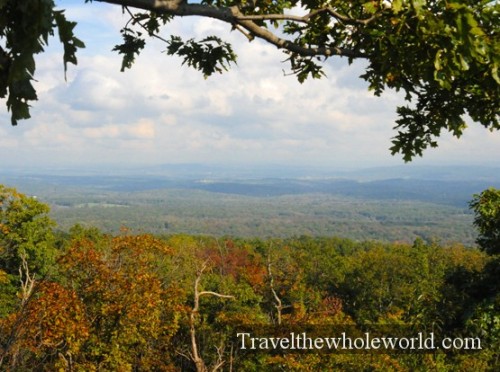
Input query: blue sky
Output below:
<box><xmin>1</xmin><ymin>1</ymin><xmax>499</xmax><ymax>171</ymax></box>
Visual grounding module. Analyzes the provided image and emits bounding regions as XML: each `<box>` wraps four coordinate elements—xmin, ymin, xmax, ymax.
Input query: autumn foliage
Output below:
<box><xmin>1</xmin><ymin>187</ymin><xmax>499</xmax><ymax>370</ymax></box>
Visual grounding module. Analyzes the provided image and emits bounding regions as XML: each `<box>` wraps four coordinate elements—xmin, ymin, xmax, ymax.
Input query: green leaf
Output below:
<box><xmin>363</xmin><ymin>2</ymin><xmax>377</xmax><ymax>15</ymax></box>
<box><xmin>458</xmin><ymin>54</ymin><xmax>469</xmax><ymax>71</ymax></box>
<box><xmin>54</xmin><ymin>10</ymin><xmax>85</xmax><ymax>79</ymax></box>
<box><xmin>412</xmin><ymin>0</ymin><xmax>425</xmax><ymax>14</ymax></box>
<box><xmin>8</xmin><ymin>97</ymin><xmax>31</xmax><ymax>125</ymax></box>
<box><xmin>165</xmin><ymin>35</ymin><xmax>237</xmax><ymax>78</ymax></box>
<box><xmin>11</xmin><ymin>79</ymin><xmax>37</xmax><ymax>100</ymax></box>
<box><xmin>113</xmin><ymin>29</ymin><xmax>146</xmax><ymax>72</ymax></box>
<box><xmin>392</xmin><ymin>0</ymin><xmax>403</xmax><ymax>13</ymax></box>
<box><xmin>492</xmin><ymin>63</ymin><xmax>500</xmax><ymax>85</ymax></box>
<box><xmin>434</xmin><ymin>50</ymin><xmax>443</xmax><ymax>71</ymax></box>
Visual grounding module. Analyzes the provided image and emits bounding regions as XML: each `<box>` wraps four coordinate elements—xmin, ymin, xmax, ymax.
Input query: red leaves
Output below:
<box><xmin>0</xmin><ymin>233</ymin><xmax>181</xmax><ymax>370</ymax></box>
<box><xmin>198</xmin><ymin>241</ymin><xmax>267</xmax><ymax>288</ymax></box>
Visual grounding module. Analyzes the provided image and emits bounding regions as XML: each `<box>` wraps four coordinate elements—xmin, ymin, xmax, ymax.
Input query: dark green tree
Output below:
<box><xmin>0</xmin><ymin>0</ymin><xmax>498</xmax><ymax>160</ymax></box>
<box><xmin>468</xmin><ymin>188</ymin><xmax>500</xmax><ymax>299</ymax></box>
<box><xmin>466</xmin><ymin>188</ymin><xmax>500</xmax><ymax>368</ymax></box>
<box><xmin>470</xmin><ymin>188</ymin><xmax>500</xmax><ymax>256</ymax></box>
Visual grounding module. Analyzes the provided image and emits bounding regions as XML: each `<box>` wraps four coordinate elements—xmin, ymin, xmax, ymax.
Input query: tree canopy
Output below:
<box><xmin>1</xmin><ymin>187</ymin><xmax>498</xmax><ymax>369</ymax></box>
<box><xmin>470</xmin><ymin>188</ymin><xmax>500</xmax><ymax>256</ymax></box>
<box><xmin>0</xmin><ymin>0</ymin><xmax>498</xmax><ymax>160</ymax></box>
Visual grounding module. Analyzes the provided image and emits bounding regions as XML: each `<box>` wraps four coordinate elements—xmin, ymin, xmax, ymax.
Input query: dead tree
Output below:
<box><xmin>0</xmin><ymin>253</ymin><xmax>36</xmax><ymax>368</ymax></box>
<box><xmin>267</xmin><ymin>252</ymin><xmax>291</xmax><ymax>326</ymax></box>
<box><xmin>189</xmin><ymin>261</ymin><xmax>234</xmax><ymax>372</ymax></box>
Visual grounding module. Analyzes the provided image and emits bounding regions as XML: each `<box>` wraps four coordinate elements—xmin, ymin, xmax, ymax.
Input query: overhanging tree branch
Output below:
<box><xmin>1</xmin><ymin>0</ymin><xmax>498</xmax><ymax>160</ymax></box>
<box><xmin>237</xmin><ymin>6</ymin><xmax>381</xmax><ymax>26</ymax></box>
<box><xmin>96</xmin><ymin>0</ymin><xmax>367</xmax><ymax>59</ymax></box>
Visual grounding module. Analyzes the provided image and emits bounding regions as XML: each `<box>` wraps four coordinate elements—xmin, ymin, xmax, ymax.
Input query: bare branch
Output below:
<box><xmin>0</xmin><ymin>254</ymin><xmax>38</xmax><ymax>368</ymax></box>
<box><xmin>124</xmin><ymin>6</ymin><xmax>170</xmax><ymax>44</ymax></box>
<box><xmin>211</xmin><ymin>344</ymin><xmax>225</xmax><ymax>372</ymax></box>
<box><xmin>198</xmin><ymin>291</ymin><xmax>235</xmax><ymax>299</ymax></box>
<box><xmin>175</xmin><ymin>350</ymin><xmax>193</xmax><ymax>361</ymax></box>
<box><xmin>232</xmin><ymin>24</ymin><xmax>254</xmax><ymax>42</ymax></box>
<box><xmin>19</xmin><ymin>253</ymin><xmax>36</xmax><ymax>306</ymax></box>
<box><xmin>189</xmin><ymin>260</ymin><xmax>234</xmax><ymax>372</ymax></box>
<box><xmin>267</xmin><ymin>251</ymin><xmax>290</xmax><ymax>326</ymax></box>
<box><xmin>310</xmin><ymin>6</ymin><xmax>381</xmax><ymax>26</ymax></box>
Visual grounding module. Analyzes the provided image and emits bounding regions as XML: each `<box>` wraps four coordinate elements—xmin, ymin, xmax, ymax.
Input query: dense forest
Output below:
<box><xmin>4</xmin><ymin>171</ymin><xmax>497</xmax><ymax>245</ymax></box>
<box><xmin>1</xmin><ymin>0</ymin><xmax>498</xmax><ymax>369</ymax></box>
<box><xmin>1</xmin><ymin>185</ymin><xmax>499</xmax><ymax>371</ymax></box>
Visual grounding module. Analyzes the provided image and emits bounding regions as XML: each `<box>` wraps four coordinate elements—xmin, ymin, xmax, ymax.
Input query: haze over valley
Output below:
<box><xmin>3</xmin><ymin>164</ymin><xmax>499</xmax><ymax>245</ymax></box>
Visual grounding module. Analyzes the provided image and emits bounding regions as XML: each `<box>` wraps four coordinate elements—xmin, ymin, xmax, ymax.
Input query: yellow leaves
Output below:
<box><xmin>0</xmin><ymin>269</ymin><xmax>8</xmax><ymax>284</ymax></box>
<box><xmin>4</xmin><ymin>230</ymin><xmax>496</xmax><ymax>370</ymax></box>
<box><xmin>0</xmin><ymin>222</ymin><xmax>10</xmax><ymax>234</ymax></box>
<box><xmin>51</xmin><ymin>233</ymin><xmax>183</xmax><ymax>369</ymax></box>
<box><xmin>386</xmin><ymin>71</ymin><xmax>398</xmax><ymax>83</ymax></box>
<box><xmin>444</xmin><ymin>244</ymin><xmax>488</xmax><ymax>271</ymax></box>
<box><xmin>385</xmin><ymin>308</ymin><xmax>405</xmax><ymax>323</ymax></box>
<box><xmin>391</xmin><ymin>0</ymin><xmax>403</xmax><ymax>13</ymax></box>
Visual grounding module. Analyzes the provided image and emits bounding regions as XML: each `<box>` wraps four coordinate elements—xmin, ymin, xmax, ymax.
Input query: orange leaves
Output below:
<box><xmin>320</xmin><ymin>296</ymin><xmax>343</xmax><ymax>317</ymax></box>
<box><xmin>0</xmin><ymin>281</ymin><xmax>88</xmax><ymax>368</ymax></box>
<box><xmin>21</xmin><ymin>281</ymin><xmax>89</xmax><ymax>353</ymax></box>
<box><xmin>2</xmin><ymin>229</ymin><xmax>496</xmax><ymax>370</ymax></box>
<box><xmin>54</xmin><ymin>233</ymin><xmax>181</xmax><ymax>369</ymax></box>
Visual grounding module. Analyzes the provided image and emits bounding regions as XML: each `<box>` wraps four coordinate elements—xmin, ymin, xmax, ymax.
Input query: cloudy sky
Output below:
<box><xmin>1</xmin><ymin>0</ymin><xmax>499</xmax><ymax>172</ymax></box>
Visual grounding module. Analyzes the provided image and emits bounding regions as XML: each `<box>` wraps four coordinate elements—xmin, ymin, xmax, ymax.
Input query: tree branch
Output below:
<box><xmin>238</xmin><ymin>6</ymin><xmax>380</xmax><ymax>26</ymax></box>
<box><xmin>19</xmin><ymin>253</ymin><xmax>36</xmax><ymax>306</ymax></box>
<box><xmin>198</xmin><ymin>291</ymin><xmax>235</xmax><ymax>299</ymax></box>
<box><xmin>96</xmin><ymin>0</ymin><xmax>367</xmax><ymax>59</ymax></box>
<box><xmin>124</xmin><ymin>6</ymin><xmax>170</xmax><ymax>43</ymax></box>
<box><xmin>189</xmin><ymin>260</ymin><xmax>234</xmax><ymax>372</ymax></box>
<box><xmin>267</xmin><ymin>252</ymin><xmax>291</xmax><ymax>325</ymax></box>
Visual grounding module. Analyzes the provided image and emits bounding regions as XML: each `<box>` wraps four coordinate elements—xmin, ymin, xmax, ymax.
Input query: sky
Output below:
<box><xmin>1</xmin><ymin>1</ymin><xmax>499</xmax><ymax>172</ymax></box>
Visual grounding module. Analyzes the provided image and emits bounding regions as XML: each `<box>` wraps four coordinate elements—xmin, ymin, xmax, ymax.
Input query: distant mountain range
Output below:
<box><xmin>3</xmin><ymin>163</ymin><xmax>500</xmax><ymax>181</ymax></box>
<box><xmin>2</xmin><ymin>165</ymin><xmax>500</xmax><ymax>208</ymax></box>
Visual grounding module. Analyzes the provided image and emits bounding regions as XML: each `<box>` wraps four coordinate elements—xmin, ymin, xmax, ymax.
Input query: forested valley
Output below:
<box><xmin>1</xmin><ymin>184</ymin><xmax>499</xmax><ymax>371</ymax></box>
<box><xmin>5</xmin><ymin>168</ymin><xmax>500</xmax><ymax>246</ymax></box>
<box><xmin>1</xmin><ymin>0</ymin><xmax>499</xmax><ymax>369</ymax></box>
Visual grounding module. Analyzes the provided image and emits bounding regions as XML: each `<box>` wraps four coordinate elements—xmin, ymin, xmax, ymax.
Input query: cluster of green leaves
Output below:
<box><xmin>470</xmin><ymin>188</ymin><xmax>500</xmax><ymax>256</ymax></box>
<box><xmin>1</xmin><ymin>186</ymin><xmax>499</xmax><ymax>370</ymax></box>
<box><xmin>112</xmin><ymin>10</ymin><xmax>173</xmax><ymax>72</ymax></box>
<box><xmin>166</xmin><ymin>35</ymin><xmax>237</xmax><ymax>78</ymax></box>
<box><xmin>376</xmin><ymin>0</ymin><xmax>500</xmax><ymax>161</ymax></box>
<box><xmin>0</xmin><ymin>185</ymin><xmax>57</xmax><ymax>316</ymax></box>
<box><xmin>112</xmin><ymin>8</ymin><xmax>238</xmax><ymax>77</ymax></box>
<box><xmin>0</xmin><ymin>0</ymin><xmax>84</xmax><ymax>124</ymax></box>
<box><xmin>469</xmin><ymin>188</ymin><xmax>500</xmax><ymax>329</ymax></box>
<box><xmin>1</xmin><ymin>0</ymin><xmax>498</xmax><ymax>161</ymax></box>
<box><xmin>303</xmin><ymin>0</ymin><xmax>499</xmax><ymax>161</ymax></box>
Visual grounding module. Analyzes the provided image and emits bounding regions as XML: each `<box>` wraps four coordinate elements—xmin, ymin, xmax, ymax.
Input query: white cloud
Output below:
<box><xmin>0</xmin><ymin>127</ymin><xmax>19</xmax><ymax>148</ymax></box>
<box><xmin>1</xmin><ymin>1</ymin><xmax>499</xmax><ymax>170</ymax></box>
<box><xmin>64</xmin><ymin>69</ymin><xmax>126</xmax><ymax>111</ymax></box>
<box><xmin>82</xmin><ymin>120</ymin><xmax>155</xmax><ymax>140</ymax></box>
